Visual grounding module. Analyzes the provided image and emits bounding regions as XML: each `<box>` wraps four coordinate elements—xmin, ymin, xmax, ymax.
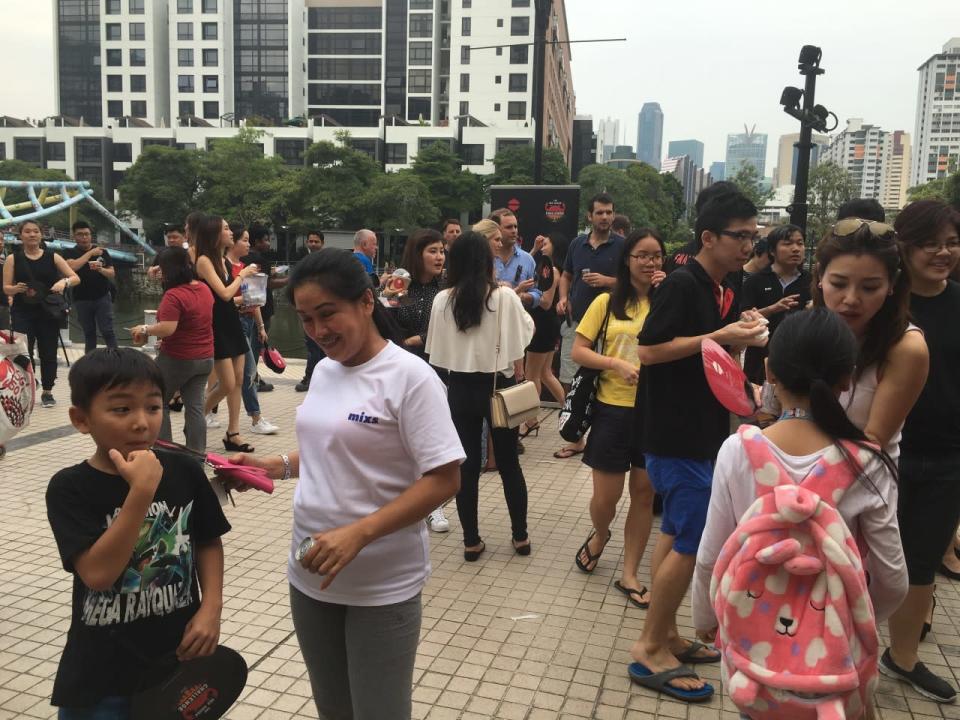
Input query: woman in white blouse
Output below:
<box><xmin>427</xmin><ymin>230</ymin><xmax>535</xmax><ymax>562</ymax></box>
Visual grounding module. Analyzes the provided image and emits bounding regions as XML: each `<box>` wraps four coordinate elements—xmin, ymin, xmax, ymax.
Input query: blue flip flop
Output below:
<box><xmin>628</xmin><ymin>662</ymin><xmax>715</xmax><ymax>703</ymax></box>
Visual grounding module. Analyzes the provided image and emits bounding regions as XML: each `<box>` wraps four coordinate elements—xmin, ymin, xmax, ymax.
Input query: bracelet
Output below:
<box><xmin>280</xmin><ymin>453</ymin><xmax>291</xmax><ymax>481</ymax></box>
<box><xmin>256</xmin><ymin>323</ymin><xmax>265</xmax><ymax>330</ymax></box>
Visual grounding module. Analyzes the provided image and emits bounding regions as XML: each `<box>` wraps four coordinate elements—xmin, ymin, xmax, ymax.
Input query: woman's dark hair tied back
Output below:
<box><xmin>445</xmin><ymin>231</ymin><xmax>498</xmax><ymax>332</ymax></box>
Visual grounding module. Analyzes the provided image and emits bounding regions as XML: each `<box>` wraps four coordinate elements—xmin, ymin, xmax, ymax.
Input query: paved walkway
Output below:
<box><xmin>1</xmin><ymin>349</ymin><xmax>958</xmax><ymax>719</ymax></box>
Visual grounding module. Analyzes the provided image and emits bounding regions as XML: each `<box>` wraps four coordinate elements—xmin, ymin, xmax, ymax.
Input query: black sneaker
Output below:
<box><xmin>257</xmin><ymin>380</ymin><xmax>274</xmax><ymax>393</ymax></box>
<box><xmin>295</xmin><ymin>380</ymin><xmax>309</xmax><ymax>393</ymax></box>
<box><xmin>41</xmin><ymin>392</ymin><xmax>56</xmax><ymax>408</ymax></box>
<box><xmin>879</xmin><ymin>648</ymin><xmax>957</xmax><ymax>703</ymax></box>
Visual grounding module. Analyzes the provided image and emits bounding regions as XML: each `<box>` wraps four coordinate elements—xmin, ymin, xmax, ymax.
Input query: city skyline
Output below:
<box><xmin>2</xmin><ymin>0</ymin><xmax>958</xmax><ymax>182</ymax></box>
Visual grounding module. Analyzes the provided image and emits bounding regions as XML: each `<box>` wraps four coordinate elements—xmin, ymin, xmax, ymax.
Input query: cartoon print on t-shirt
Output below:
<box><xmin>80</xmin><ymin>500</ymin><xmax>195</xmax><ymax>627</ymax></box>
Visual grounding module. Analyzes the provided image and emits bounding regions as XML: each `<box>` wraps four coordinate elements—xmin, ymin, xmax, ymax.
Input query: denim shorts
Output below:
<box><xmin>58</xmin><ymin>696</ymin><xmax>131</xmax><ymax>719</ymax></box>
<box><xmin>645</xmin><ymin>454</ymin><xmax>713</xmax><ymax>555</ymax></box>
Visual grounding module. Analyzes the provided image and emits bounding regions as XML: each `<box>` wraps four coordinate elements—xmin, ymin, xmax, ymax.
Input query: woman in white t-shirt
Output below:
<box><xmin>426</xmin><ymin>231</ymin><xmax>535</xmax><ymax>562</ymax></box>
<box><xmin>230</xmin><ymin>249</ymin><xmax>464</xmax><ymax>720</ymax></box>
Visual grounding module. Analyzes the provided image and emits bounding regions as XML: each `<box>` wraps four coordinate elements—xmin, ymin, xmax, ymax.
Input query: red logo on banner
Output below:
<box><xmin>507</xmin><ymin>198</ymin><xmax>521</xmax><ymax>212</ymax></box>
<box><xmin>544</xmin><ymin>200</ymin><xmax>566</xmax><ymax>222</ymax></box>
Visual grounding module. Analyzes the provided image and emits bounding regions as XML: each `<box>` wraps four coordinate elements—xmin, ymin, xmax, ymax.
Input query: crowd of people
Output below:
<box><xmin>29</xmin><ymin>184</ymin><xmax>960</xmax><ymax>719</ymax></box>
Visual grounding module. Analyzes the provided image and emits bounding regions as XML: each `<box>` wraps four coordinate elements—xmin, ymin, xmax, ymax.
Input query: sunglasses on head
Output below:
<box><xmin>833</xmin><ymin>218</ymin><xmax>896</xmax><ymax>239</ymax></box>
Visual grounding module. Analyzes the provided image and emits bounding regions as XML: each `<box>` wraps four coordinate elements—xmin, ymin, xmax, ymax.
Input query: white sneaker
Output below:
<box><xmin>250</xmin><ymin>417</ymin><xmax>279</xmax><ymax>435</ymax></box>
<box><xmin>427</xmin><ymin>507</ymin><xmax>450</xmax><ymax>533</ymax></box>
<box><xmin>205</xmin><ymin>413</ymin><xmax>221</xmax><ymax>428</ymax></box>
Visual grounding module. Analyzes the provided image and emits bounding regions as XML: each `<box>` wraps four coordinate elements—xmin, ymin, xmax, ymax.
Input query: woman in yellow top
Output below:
<box><xmin>572</xmin><ymin>229</ymin><xmax>666</xmax><ymax>609</ymax></box>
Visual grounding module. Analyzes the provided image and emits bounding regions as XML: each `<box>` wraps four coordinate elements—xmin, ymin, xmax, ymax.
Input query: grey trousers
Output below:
<box><xmin>156</xmin><ymin>353</ymin><xmax>213</xmax><ymax>453</ymax></box>
<box><xmin>289</xmin><ymin>584</ymin><xmax>421</xmax><ymax>720</ymax></box>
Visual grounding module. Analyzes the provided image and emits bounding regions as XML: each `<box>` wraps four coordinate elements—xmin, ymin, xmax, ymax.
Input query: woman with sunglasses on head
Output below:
<box><xmin>877</xmin><ymin>201</ymin><xmax>960</xmax><ymax>704</ymax></box>
<box><xmin>571</xmin><ymin>229</ymin><xmax>665</xmax><ymax>610</ymax></box>
<box><xmin>812</xmin><ymin>217</ymin><xmax>928</xmax><ymax>464</ymax></box>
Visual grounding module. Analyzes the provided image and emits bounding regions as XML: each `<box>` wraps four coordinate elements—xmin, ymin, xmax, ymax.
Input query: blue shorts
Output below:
<box><xmin>645</xmin><ymin>454</ymin><xmax>713</xmax><ymax>555</ymax></box>
<box><xmin>58</xmin><ymin>696</ymin><xmax>131</xmax><ymax>719</ymax></box>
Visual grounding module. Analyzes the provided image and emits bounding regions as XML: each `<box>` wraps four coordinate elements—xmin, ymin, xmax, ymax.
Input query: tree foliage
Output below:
<box><xmin>486</xmin><ymin>144</ymin><xmax>570</xmax><ymax>189</ymax></box>
<box><xmin>576</xmin><ymin>163</ymin><xmax>686</xmax><ymax>239</ymax></box>
<box><xmin>729</xmin><ymin>161</ymin><xmax>774</xmax><ymax>210</ymax></box>
<box><xmin>360</xmin><ymin>172</ymin><xmax>439</xmax><ymax>232</ymax></box>
<box><xmin>908</xmin><ymin>171</ymin><xmax>960</xmax><ymax>209</ymax></box>
<box><xmin>411</xmin><ymin>142</ymin><xmax>483</xmax><ymax>220</ymax></box>
<box><xmin>117</xmin><ymin>146</ymin><xmax>203</xmax><ymax>239</ymax></box>
<box><xmin>807</xmin><ymin>161</ymin><xmax>857</xmax><ymax>242</ymax></box>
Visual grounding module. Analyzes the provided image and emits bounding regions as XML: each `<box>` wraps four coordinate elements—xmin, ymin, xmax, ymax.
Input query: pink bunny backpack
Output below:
<box><xmin>710</xmin><ymin>425</ymin><xmax>879</xmax><ymax>720</ymax></box>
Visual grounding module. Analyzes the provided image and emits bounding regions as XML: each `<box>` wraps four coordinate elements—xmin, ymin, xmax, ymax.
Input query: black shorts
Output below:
<box><xmin>897</xmin><ymin>450</ymin><xmax>960</xmax><ymax>585</ymax></box>
<box><xmin>583</xmin><ymin>400</ymin><xmax>644</xmax><ymax>473</ymax></box>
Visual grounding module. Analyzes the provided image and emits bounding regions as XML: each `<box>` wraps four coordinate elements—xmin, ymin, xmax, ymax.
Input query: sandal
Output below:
<box><xmin>575</xmin><ymin>529</ymin><xmax>611</xmax><ymax>573</ymax></box>
<box><xmin>553</xmin><ymin>446</ymin><xmax>583</xmax><ymax>459</ymax></box>
<box><xmin>464</xmin><ymin>541</ymin><xmax>486</xmax><ymax>562</ymax></box>
<box><xmin>223</xmin><ymin>432</ymin><xmax>254</xmax><ymax>453</ymax></box>
<box><xmin>519</xmin><ymin>420</ymin><xmax>540</xmax><ymax>439</ymax></box>
<box><xmin>513</xmin><ymin>539</ymin><xmax>532</xmax><ymax>556</ymax></box>
<box><xmin>613</xmin><ymin>580</ymin><xmax>650</xmax><ymax>609</ymax></box>
<box><xmin>673</xmin><ymin>640</ymin><xmax>720</xmax><ymax>665</ymax></box>
<box><xmin>627</xmin><ymin>662</ymin><xmax>714</xmax><ymax>703</ymax></box>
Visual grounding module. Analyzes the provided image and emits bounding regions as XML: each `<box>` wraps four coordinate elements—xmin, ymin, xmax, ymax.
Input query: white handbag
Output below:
<box><xmin>489</xmin><ymin>291</ymin><xmax>539</xmax><ymax>429</ymax></box>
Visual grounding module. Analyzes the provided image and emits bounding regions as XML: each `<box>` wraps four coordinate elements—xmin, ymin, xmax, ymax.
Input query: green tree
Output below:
<box><xmin>807</xmin><ymin>161</ymin><xmax>857</xmax><ymax>242</ymax></box>
<box><xmin>359</xmin><ymin>171</ymin><xmax>439</xmax><ymax>232</ymax></box>
<box><xmin>729</xmin><ymin>161</ymin><xmax>774</xmax><ymax>209</ymax></box>
<box><xmin>297</xmin><ymin>139</ymin><xmax>381</xmax><ymax>229</ymax></box>
<box><xmin>576</xmin><ymin>164</ymin><xmax>646</xmax><ymax>226</ymax></box>
<box><xmin>625</xmin><ymin>162</ymin><xmax>682</xmax><ymax>231</ymax></box>
<box><xmin>117</xmin><ymin>146</ymin><xmax>203</xmax><ymax>240</ymax></box>
<box><xmin>486</xmin><ymin>144</ymin><xmax>570</xmax><ymax>188</ymax></box>
<box><xmin>411</xmin><ymin>142</ymin><xmax>483</xmax><ymax>220</ymax></box>
<box><xmin>908</xmin><ymin>171</ymin><xmax>960</xmax><ymax>209</ymax></box>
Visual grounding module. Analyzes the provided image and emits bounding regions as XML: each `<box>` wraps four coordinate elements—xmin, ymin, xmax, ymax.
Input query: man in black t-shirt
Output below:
<box><xmin>45</xmin><ymin>349</ymin><xmax>230</xmax><ymax>714</ymax></box>
<box><xmin>629</xmin><ymin>192</ymin><xmax>767</xmax><ymax>700</ymax></box>
<box><xmin>62</xmin><ymin>221</ymin><xmax>118</xmax><ymax>354</ymax></box>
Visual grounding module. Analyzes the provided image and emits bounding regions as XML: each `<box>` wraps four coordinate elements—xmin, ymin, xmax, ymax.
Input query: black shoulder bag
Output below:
<box><xmin>557</xmin><ymin>298</ymin><xmax>612</xmax><ymax>443</ymax></box>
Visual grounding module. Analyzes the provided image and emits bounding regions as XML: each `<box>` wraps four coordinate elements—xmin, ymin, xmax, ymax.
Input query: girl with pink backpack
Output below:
<box><xmin>691</xmin><ymin>308</ymin><xmax>908</xmax><ymax>719</ymax></box>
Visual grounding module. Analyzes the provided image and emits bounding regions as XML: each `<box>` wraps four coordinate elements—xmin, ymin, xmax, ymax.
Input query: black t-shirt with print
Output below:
<box><xmin>635</xmin><ymin>259</ymin><xmax>737</xmax><ymax>461</ymax></box>
<box><xmin>45</xmin><ymin>450</ymin><xmax>230</xmax><ymax>707</ymax></box>
<box><xmin>62</xmin><ymin>245</ymin><xmax>114</xmax><ymax>302</ymax></box>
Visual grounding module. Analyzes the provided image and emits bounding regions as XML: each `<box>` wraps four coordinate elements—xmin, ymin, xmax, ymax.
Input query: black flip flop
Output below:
<box><xmin>575</xmin><ymin>529</ymin><xmax>611</xmax><ymax>573</ymax></box>
<box><xmin>628</xmin><ymin>662</ymin><xmax>714</xmax><ymax>703</ymax></box>
<box><xmin>938</xmin><ymin>563</ymin><xmax>960</xmax><ymax>581</ymax></box>
<box><xmin>613</xmin><ymin>580</ymin><xmax>649</xmax><ymax>609</ymax></box>
<box><xmin>674</xmin><ymin>640</ymin><xmax>720</xmax><ymax>665</ymax></box>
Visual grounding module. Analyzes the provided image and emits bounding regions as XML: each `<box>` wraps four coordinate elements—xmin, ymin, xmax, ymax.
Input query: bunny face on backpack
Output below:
<box><xmin>711</xmin><ymin>426</ymin><xmax>880</xmax><ymax>720</ymax></box>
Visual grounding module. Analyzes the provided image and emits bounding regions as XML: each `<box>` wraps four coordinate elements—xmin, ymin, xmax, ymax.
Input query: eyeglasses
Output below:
<box><xmin>833</xmin><ymin>218</ymin><xmax>896</xmax><ymax>239</ymax></box>
<box><xmin>917</xmin><ymin>239</ymin><xmax>960</xmax><ymax>254</ymax></box>
<box><xmin>629</xmin><ymin>252</ymin><xmax>664</xmax><ymax>263</ymax></box>
<box><xmin>718</xmin><ymin>230</ymin><xmax>761</xmax><ymax>243</ymax></box>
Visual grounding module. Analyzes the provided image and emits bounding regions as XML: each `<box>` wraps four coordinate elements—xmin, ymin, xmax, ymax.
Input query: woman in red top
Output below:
<box><xmin>132</xmin><ymin>247</ymin><xmax>215</xmax><ymax>452</ymax></box>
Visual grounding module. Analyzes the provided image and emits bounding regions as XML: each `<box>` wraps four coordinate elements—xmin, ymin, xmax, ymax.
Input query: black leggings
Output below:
<box><xmin>447</xmin><ymin>371</ymin><xmax>528</xmax><ymax>547</ymax></box>
<box><xmin>12</xmin><ymin>308</ymin><xmax>59</xmax><ymax>392</ymax></box>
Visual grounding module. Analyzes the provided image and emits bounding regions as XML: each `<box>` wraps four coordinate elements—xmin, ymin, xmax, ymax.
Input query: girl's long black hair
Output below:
<box><xmin>445</xmin><ymin>230</ymin><xmax>498</xmax><ymax>332</ymax></box>
<box><xmin>608</xmin><ymin>228</ymin><xmax>664</xmax><ymax>321</ymax></box>
<box><xmin>768</xmin><ymin>308</ymin><xmax>898</xmax><ymax>491</ymax></box>
<box><xmin>287</xmin><ymin>248</ymin><xmax>403</xmax><ymax>344</ymax></box>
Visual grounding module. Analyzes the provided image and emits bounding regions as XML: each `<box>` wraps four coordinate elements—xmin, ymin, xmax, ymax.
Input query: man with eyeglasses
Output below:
<box><xmin>740</xmin><ymin>224</ymin><xmax>811</xmax><ymax>385</ymax></box>
<box><xmin>629</xmin><ymin>191</ymin><xmax>768</xmax><ymax>701</ymax></box>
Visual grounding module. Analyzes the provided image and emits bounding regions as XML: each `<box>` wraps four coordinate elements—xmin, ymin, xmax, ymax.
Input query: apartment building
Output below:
<box><xmin>912</xmin><ymin>37</ymin><xmax>960</xmax><ymax>186</ymax></box>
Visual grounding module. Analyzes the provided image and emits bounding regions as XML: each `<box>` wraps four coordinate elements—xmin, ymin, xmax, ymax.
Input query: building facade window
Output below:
<box><xmin>203</xmin><ymin>101</ymin><xmax>219</xmax><ymax>119</ymax></box>
<box><xmin>106</xmin><ymin>49</ymin><xmax>122</xmax><ymax>66</ymax></box>
<box><xmin>508</xmin><ymin>73</ymin><xmax>527</xmax><ymax>92</ymax></box>
<box><xmin>461</xmin><ymin>17</ymin><xmax>471</xmax><ymax>36</ymax></box>
<box><xmin>129</xmin><ymin>23</ymin><xmax>145</xmax><ymax>41</ymax></box>
<box><xmin>131</xmin><ymin>75</ymin><xmax>146</xmax><ymax>91</ymax></box>
<box><xmin>308</xmin><ymin>33</ymin><xmax>381</xmax><ymax>55</ymax></box>
<box><xmin>107</xmin><ymin>75</ymin><xmax>122</xmax><ymax>92</ymax></box>
<box><xmin>459</xmin><ymin>101</ymin><xmax>469</xmax><ymax>116</ymax></box>
<box><xmin>308</xmin><ymin>83</ymin><xmax>381</xmax><ymax>105</ymax></box>
<box><xmin>178</xmin><ymin>49</ymin><xmax>194</xmax><ymax>66</ymax></box>
<box><xmin>459</xmin><ymin>73</ymin><xmax>469</xmax><ymax>92</ymax></box>
<box><xmin>130</xmin><ymin>100</ymin><xmax>147</xmax><ymax>118</ymax></box>
<box><xmin>203</xmin><ymin>75</ymin><xmax>219</xmax><ymax>93</ymax></box>
<box><xmin>508</xmin><ymin>101</ymin><xmax>526</xmax><ymax>119</ymax></box>
<box><xmin>202</xmin><ymin>0</ymin><xmax>217</xmax><ymax>12</ymax></box>
<box><xmin>462</xmin><ymin>0</ymin><xmax>471</xmax><ymax>7</ymax></box>
<box><xmin>14</xmin><ymin>139</ymin><xmax>43</xmax><ymax>166</ymax></box>
<box><xmin>178</xmin><ymin>100</ymin><xmax>195</xmax><ymax>116</ymax></box>
<box><xmin>275</xmin><ymin>138</ymin><xmax>308</xmax><ymax>165</ymax></box>
<box><xmin>409</xmin><ymin>42</ymin><xmax>432</xmax><ymax>66</ymax></box>
<box><xmin>177</xmin><ymin>22</ymin><xmax>193</xmax><ymax>40</ymax></box>
<box><xmin>460</xmin><ymin>143</ymin><xmax>484</xmax><ymax>165</ymax></box>
<box><xmin>129</xmin><ymin>48</ymin><xmax>145</xmax><ymax>66</ymax></box>
<box><xmin>409</xmin><ymin>14</ymin><xmax>432</xmax><ymax>38</ymax></box>
<box><xmin>47</xmin><ymin>142</ymin><xmax>66</xmax><ymax>162</ymax></box>
<box><xmin>106</xmin><ymin>23</ymin><xmax>121</xmax><ymax>41</ymax></box>
<box><xmin>308</xmin><ymin>7</ymin><xmax>382</xmax><ymax>29</ymax></box>
<box><xmin>409</xmin><ymin>0</ymin><xmax>433</xmax><ymax>8</ymax></box>
<box><xmin>178</xmin><ymin>75</ymin><xmax>194</xmax><ymax>92</ymax></box>
<box><xmin>107</xmin><ymin>100</ymin><xmax>123</xmax><ymax>117</ymax></box>
<box><xmin>106</xmin><ymin>0</ymin><xmax>121</xmax><ymax>14</ymax></box>
<box><xmin>202</xmin><ymin>48</ymin><xmax>218</xmax><ymax>66</ymax></box>
<box><xmin>113</xmin><ymin>143</ymin><xmax>133</xmax><ymax>162</ymax></box>
<box><xmin>202</xmin><ymin>22</ymin><xmax>217</xmax><ymax>40</ymax></box>
<box><xmin>177</xmin><ymin>0</ymin><xmax>192</xmax><ymax>11</ymax></box>
<box><xmin>308</xmin><ymin>58</ymin><xmax>381</xmax><ymax>80</ymax></box>
<box><xmin>510</xmin><ymin>45</ymin><xmax>528</xmax><ymax>63</ymax></box>
<box><xmin>408</xmin><ymin>69</ymin><xmax>432</xmax><ymax>93</ymax></box>
<box><xmin>510</xmin><ymin>17</ymin><xmax>529</xmax><ymax>35</ymax></box>
<box><xmin>408</xmin><ymin>97</ymin><xmax>431</xmax><ymax>121</ymax></box>
<box><xmin>128</xmin><ymin>0</ymin><xmax>144</xmax><ymax>14</ymax></box>
<box><xmin>512</xmin><ymin>0</ymin><xmax>530</xmax><ymax>5</ymax></box>
<box><xmin>460</xmin><ymin>46</ymin><xmax>470</xmax><ymax>64</ymax></box>
<box><xmin>385</xmin><ymin>143</ymin><xmax>407</xmax><ymax>164</ymax></box>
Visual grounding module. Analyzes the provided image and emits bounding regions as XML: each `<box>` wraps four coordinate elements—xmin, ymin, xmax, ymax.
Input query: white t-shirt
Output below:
<box><xmin>691</xmin><ymin>431</ymin><xmax>907</xmax><ymax>632</ymax></box>
<box><xmin>288</xmin><ymin>341</ymin><xmax>466</xmax><ymax>606</ymax></box>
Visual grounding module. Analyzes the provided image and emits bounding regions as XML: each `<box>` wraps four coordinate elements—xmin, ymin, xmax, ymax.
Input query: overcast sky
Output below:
<box><xmin>5</xmin><ymin>0</ymin><xmax>958</xmax><ymax>175</ymax></box>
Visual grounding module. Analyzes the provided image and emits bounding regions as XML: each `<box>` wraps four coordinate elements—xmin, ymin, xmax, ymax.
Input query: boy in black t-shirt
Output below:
<box><xmin>628</xmin><ymin>192</ymin><xmax>767</xmax><ymax>702</ymax></box>
<box><xmin>45</xmin><ymin>348</ymin><xmax>230</xmax><ymax>716</ymax></box>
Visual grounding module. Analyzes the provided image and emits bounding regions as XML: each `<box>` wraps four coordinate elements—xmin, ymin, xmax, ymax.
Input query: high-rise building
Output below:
<box><xmin>606</xmin><ymin>145</ymin><xmax>638</xmax><ymax>170</ymax></box>
<box><xmin>725</xmin><ymin>126</ymin><xmax>767</xmax><ymax>177</ymax></box>
<box><xmin>168</xmin><ymin>0</ymin><xmax>229</xmax><ymax>126</ymax></box>
<box><xmin>636</xmin><ymin>102</ymin><xmax>663</xmax><ymax>168</ymax></box>
<box><xmin>820</xmin><ymin>118</ymin><xmax>888</xmax><ymax>200</ymax></box>
<box><xmin>571</xmin><ymin>115</ymin><xmax>596</xmax><ymax>181</ymax></box>
<box><xmin>666</xmin><ymin>139</ymin><xmax>703</xmax><ymax>169</ymax></box>
<box><xmin>661</xmin><ymin>154</ymin><xmax>712</xmax><ymax>211</ymax></box>
<box><xmin>881</xmin><ymin>131</ymin><xmax>912</xmax><ymax>212</ymax></box>
<box><xmin>912</xmin><ymin>37</ymin><xmax>960</xmax><ymax>186</ymax></box>
<box><xmin>773</xmin><ymin>132</ymin><xmax>829</xmax><ymax>188</ymax></box>
<box><xmin>596</xmin><ymin>117</ymin><xmax>620</xmax><ymax>164</ymax></box>
<box><xmin>235</xmin><ymin>0</ymin><xmax>296</xmax><ymax>123</ymax></box>
<box><xmin>55</xmin><ymin>0</ymin><xmax>102</xmax><ymax>126</ymax></box>
<box><xmin>709</xmin><ymin>161</ymin><xmax>726</xmax><ymax>181</ymax></box>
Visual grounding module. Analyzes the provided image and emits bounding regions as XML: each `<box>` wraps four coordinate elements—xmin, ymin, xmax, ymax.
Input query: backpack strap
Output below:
<box><xmin>737</xmin><ymin>424</ymin><xmax>793</xmax><ymax>497</ymax></box>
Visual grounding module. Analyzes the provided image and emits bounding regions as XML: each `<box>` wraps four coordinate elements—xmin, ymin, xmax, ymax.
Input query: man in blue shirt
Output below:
<box><xmin>490</xmin><ymin>209</ymin><xmax>540</xmax><ymax>309</ymax></box>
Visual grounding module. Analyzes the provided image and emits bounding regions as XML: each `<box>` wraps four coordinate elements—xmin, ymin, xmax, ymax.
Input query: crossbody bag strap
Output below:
<box><xmin>492</xmin><ymin>288</ymin><xmax>504</xmax><ymax>395</ymax></box>
<box><xmin>595</xmin><ymin>294</ymin><xmax>613</xmax><ymax>353</ymax></box>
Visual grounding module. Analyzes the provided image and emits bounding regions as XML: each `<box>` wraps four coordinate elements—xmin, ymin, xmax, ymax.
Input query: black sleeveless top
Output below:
<box><xmin>12</xmin><ymin>249</ymin><xmax>59</xmax><ymax>313</ymax></box>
